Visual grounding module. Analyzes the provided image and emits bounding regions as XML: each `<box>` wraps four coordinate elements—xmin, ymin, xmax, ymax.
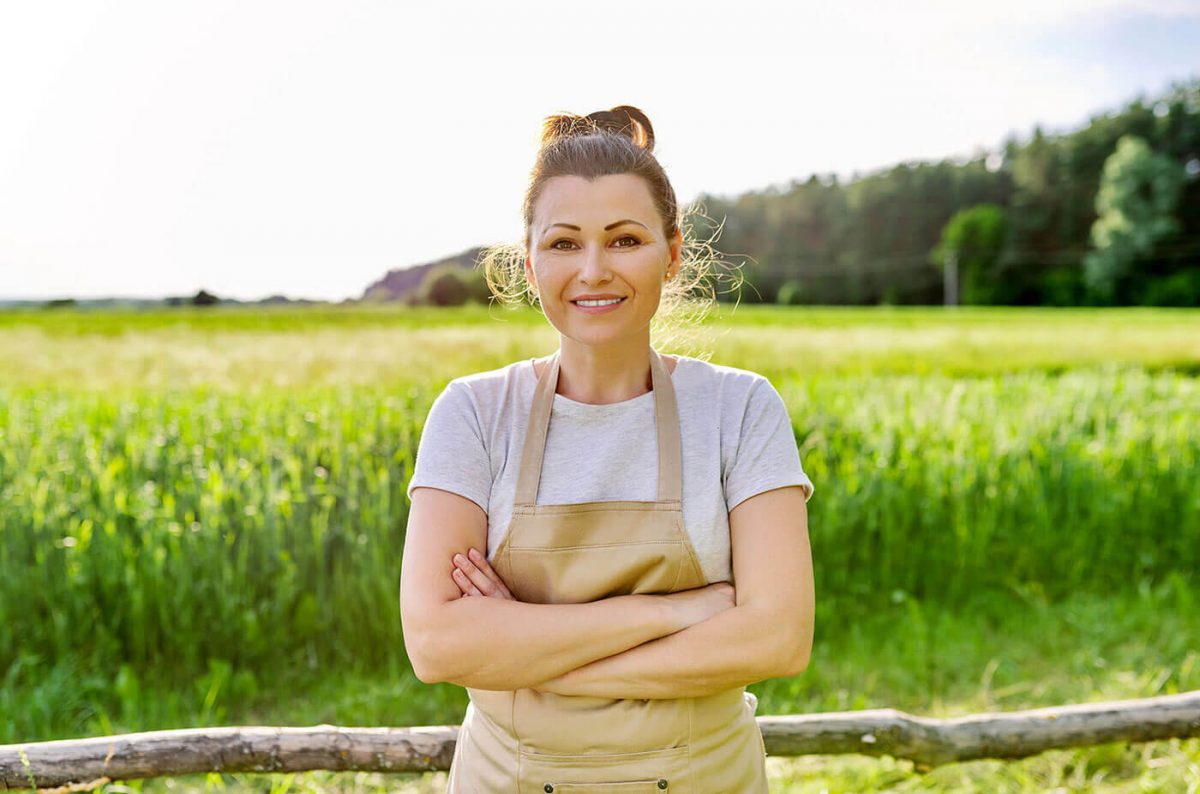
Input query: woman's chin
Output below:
<box><xmin>556</xmin><ymin>326</ymin><xmax>644</xmax><ymax>349</ymax></box>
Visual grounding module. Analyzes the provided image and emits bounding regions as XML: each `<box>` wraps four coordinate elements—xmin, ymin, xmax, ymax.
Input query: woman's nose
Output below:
<box><xmin>579</xmin><ymin>245</ymin><xmax>613</xmax><ymax>283</ymax></box>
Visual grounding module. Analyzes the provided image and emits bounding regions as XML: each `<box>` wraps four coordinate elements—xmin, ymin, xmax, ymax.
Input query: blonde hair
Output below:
<box><xmin>477</xmin><ymin>105</ymin><xmax>741</xmax><ymax>358</ymax></box>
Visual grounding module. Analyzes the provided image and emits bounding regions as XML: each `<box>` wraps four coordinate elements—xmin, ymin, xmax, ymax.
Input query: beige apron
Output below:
<box><xmin>446</xmin><ymin>347</ymin><xmax>768</xmax><ymax>793</ymax></box>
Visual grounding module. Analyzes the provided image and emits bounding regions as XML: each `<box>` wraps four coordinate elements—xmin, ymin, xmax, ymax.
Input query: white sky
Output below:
<box><xmin>1</xmin><ymin>0</ymin><xmax>1198</xmax><ymax>301</ymax></box>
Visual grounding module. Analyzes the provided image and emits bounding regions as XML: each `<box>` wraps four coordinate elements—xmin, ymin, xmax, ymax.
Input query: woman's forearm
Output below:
<box><xmin>531</xmin><ymin>602</ymin><xmax>807</xmax><ymax>700</ymax></box>
<box><xmin>412</xmin><ymin>593</ymin><xmax>684</xmax><ymax>690</ymax></box>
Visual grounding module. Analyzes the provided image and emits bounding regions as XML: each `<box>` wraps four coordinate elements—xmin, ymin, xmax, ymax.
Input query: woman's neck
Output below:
<box><xmin>540</xmin><ymin>335</ymin><xmax>675</xmax><ymax>405</ymax></box>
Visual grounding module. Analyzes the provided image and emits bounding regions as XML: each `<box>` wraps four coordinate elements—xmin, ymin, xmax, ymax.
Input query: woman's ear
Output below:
<box><xmin>524</xmin><ymin>255</ymin><xmax>538</xmax><ymax>297</ymax></box>
<box><xmin>667</xmin><ymin>229</ymin><xmax>683</xmax><ymax>280</ymax></box>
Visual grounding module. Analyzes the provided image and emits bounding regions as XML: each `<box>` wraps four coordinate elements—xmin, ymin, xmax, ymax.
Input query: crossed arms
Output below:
<box><xmin>398</xmin><ymin>484</ymin><xmax>814</xmax><ymax>700</ymax></box>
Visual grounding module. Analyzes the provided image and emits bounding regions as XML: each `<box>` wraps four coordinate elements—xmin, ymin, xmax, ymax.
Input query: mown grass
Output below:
<box><xmin>1</xmin><ymin>303</ymin><xmax>1198</xmax><ymax>792</ymax></box>
<box><xmin>1</xmin><ymin>304</ymin><xmax>1198</xmax><ymax>389</ymax></box>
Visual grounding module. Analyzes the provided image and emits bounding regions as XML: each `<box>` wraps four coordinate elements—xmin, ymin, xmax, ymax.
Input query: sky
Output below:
<box><xmin>1</xmin><ymin>0</ymin><xmax>1198</xmax><ymax>302</ymax></box>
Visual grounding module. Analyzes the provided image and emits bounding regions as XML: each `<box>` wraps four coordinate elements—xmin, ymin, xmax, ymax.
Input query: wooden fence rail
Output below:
<box><xmin>3</xmin><ymin>690</ymin><xmax>1198</xmax><ymax>791</ymax></box>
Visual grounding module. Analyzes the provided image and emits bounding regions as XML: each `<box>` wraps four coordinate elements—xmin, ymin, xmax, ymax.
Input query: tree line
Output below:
<box><xmin>367</xmin><ymin>78</ymin><xmax>1200</xmax><ymax>309</ymax></box>
<box><xmin>30</xmin><ymin>81</ymin><xmax>1197</xmax><ymax>311</ymax></box>
<box><xmin>688</xmin><ymin>78</ymin><xmax>1199</xmax><ymax>307</ymax></box>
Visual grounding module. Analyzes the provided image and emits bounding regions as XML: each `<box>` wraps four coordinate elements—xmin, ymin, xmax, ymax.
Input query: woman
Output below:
<box><xmin>400</xmin><ymin>106</ymin><xmax>815</xmax><ymax>793</ymax></box>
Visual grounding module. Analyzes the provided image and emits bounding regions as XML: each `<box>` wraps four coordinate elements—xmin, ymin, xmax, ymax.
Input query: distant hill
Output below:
<box><xmin>361</xmin><ymin>246</ymin><xmax>486</xmax><ymax>302</ymax></box>
<box><xmin>0</xmin><ymin>292</ymin><xmax>334</xmax><ymax>309</ymax></box>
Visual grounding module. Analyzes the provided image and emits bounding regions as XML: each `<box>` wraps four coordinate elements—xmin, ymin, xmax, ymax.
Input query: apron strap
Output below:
<box><xmin>649</xmin><ymin>348</ymin><xmax>683</xmax><ymax>503</ymax></box>
<box><xmin>514</xmin><ymin>347</ymin><xmax>683</xmax><ymax>506</ymax></box>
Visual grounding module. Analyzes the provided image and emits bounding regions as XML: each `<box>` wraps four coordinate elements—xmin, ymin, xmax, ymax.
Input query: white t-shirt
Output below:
<box><xmin>405</xmin><ymin>354</ymin><xmax>814</xmax><ymax>584</ymax></box>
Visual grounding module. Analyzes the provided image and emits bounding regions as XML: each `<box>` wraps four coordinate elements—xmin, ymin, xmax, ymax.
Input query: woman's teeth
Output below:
<box><xmin>575</xmin><ymin>298</ymin><xmax>624</xmax><ymax>307</ymax></box>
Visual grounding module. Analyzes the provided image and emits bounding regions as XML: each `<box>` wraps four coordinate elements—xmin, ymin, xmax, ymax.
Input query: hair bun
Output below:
<box><xmin>539</xmin><ymin>105</ymin><xmax>655</xmax><ymax>152</ymax></box>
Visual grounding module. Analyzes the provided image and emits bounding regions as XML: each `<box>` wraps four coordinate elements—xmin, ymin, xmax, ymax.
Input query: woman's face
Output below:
<box><xmin>525</xmin><ymin>173</ymin><xmax>682</xmax><ymax>350</ymax></box>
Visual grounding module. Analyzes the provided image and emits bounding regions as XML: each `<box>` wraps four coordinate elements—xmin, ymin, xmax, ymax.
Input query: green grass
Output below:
<box><xmin>0</xmin><ymin>304</ymin><xmax>1197</xmax><ymax>390</ymax></box>
<box><xmin>1</xmin><ymin>304</ymin><xmax>1198</xmax><ymax>792</ymax></box>
<box><xmin>3</xmin><ymin>369</ymin><xmax>1195</xmax><ymax>681</ymax></box>
<box><xmin>7</xmin><ymin>584</ymin><xmax>1196</xmax><ymax>791</ymax></box>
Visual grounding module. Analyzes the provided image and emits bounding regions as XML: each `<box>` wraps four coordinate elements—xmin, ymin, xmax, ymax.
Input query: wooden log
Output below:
<box><xmin>0</xmin><ymin>724</ymin><xmax>458</xmax><ymax>791</ymax></box>
<box><xmin>2</xmin><ymin>690</ymin><xmax>1198</xmax><ymax>789</ymax></box>
<box><xmin>758</xmin><ymin>690</ymin><xmax>1200</xmax><ymax>771</ymax></box>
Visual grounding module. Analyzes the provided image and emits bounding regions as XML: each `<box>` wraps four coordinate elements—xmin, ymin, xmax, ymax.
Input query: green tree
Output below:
<box><xmin>1083</xmin><ymin>135</ymin><xmax>1185</xmax><ymax>303</ymax></box>
<box><xmin>930</xmin><ymin>203</ymin><xmax>1009</xmax><ymax>304</ymax></box>
<box><xmin>417</xmin><ymin>265</ymin><xmax>492</xmax><ymax>306</ymax></box>
<box><xmin>776</xmin><ymin>279</ymin><xmax>805</xmax><ymax>305</ymax></box>
<box><xmin>192</xmin><ymin>289</ymin><xmax>219</xmax><ymax>306</ymax></box>
<box><xmin>420</xmin><ymin>266</ymin><xmax>469</xmax><ymax>306</ymax></box>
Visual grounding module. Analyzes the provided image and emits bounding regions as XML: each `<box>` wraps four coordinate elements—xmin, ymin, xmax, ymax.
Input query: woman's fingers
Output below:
<box><xmin>453</xmin><ymin>552</ymin><xmax>499</xmax><ymax>597</ymax></box>
<box><xmin>452</xmin><ymin>566</ymin><xmax>483</xmax><ymax>596</ymax></box>
<box><xmin>452</xmin><ymin>549</ymin><xmax>514</xmax><ymax>600</ymax></box>
<box><xmin>467</xmin><ymin>548</ymin><xmax>515</xmax><ymax>598</ymax></box>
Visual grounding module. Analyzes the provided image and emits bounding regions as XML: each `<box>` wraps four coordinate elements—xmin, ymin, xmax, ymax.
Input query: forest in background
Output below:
<box><xmin>15</xmin><ymin>79</ymin><xmax>1198</xmax><ymax>312</ymax></box>
<box><xmin>361</xmin><ymin>78</ymin><xmax>1200</xmax><ymax>309</ymax></box>
<box><xmin>692</xmin><ymin>77</ymin><xmax>1200</xmax><ymax>307</ymax></box>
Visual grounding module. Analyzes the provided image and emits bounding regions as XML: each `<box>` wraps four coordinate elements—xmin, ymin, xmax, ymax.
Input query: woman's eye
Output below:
<box><xmin>549</xmin><ymin>237</ymin><xmax>638</xmax><ymax>251</ymax></box>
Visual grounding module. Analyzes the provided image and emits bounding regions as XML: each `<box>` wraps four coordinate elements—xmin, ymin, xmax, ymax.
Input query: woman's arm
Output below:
<box><xmin>455</xmin><ymin>485</ymin><xmax>814</xmax><ymax>699</ymax></box>
<box><xmin>400</xmin><ymin>486</ymin><xmax>732</xmax><ymax>690</ymax></box>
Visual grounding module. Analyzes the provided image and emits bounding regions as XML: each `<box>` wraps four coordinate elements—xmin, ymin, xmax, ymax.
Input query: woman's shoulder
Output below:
<box><xmin>440</xmin><ymin>358</ymin><xmax>534</xmax><ymax>416</ymax></box>
<box><xmin>675</xmin><ymin>354</ymin><xmax>776</xmax><ymax>401</ymax></box>
<box><xmin>449</xmin><ymin>358</ymin><xmax>530</xmax><ymax>388</ymax></box>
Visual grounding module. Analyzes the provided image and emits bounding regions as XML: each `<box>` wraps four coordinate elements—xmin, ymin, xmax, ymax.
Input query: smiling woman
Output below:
<box><xmin>479</xmin><ymin>106</ymin><xmax>737</xmax><ymax>360</ymax></box>
<box><xmin>399</xmin><ymin>106</ymin><xmax>815</xmax><ymax>793</ymax></box>
<box><xmin>520</xmin><ymin>171</ymin><xmax>682</xmax><ymax>367</ymax></box>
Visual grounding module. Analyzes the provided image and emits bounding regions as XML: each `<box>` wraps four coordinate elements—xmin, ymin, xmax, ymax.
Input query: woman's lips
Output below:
<box><xmin>571</xmin><ymin>296</ymin><xmax>626</xmax><ymax>314</ymax></box>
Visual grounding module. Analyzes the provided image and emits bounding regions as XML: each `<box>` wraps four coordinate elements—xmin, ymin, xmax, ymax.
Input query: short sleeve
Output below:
<box><xmin>405</xmin><ymin>379</ymin><xmax>492</xmax><ymax>513</ymax></box>
<box><xmin>723</xmin><ymin>377</ymin><xmax>815</xmax><ymax>512</ymax></box>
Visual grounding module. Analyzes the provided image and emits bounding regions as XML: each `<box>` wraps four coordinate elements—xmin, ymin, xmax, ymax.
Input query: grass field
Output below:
<box><xmin>1</xmin><ymin>303</ymin><xmax>1198</xmax><ymax>792</ymax></box>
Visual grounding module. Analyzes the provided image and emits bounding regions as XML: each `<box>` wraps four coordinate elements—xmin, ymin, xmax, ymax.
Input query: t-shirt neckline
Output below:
<box><xmin>524</xmin><ymin>354</ymin><xmax>688</xmax><ymax>412</ymax></box>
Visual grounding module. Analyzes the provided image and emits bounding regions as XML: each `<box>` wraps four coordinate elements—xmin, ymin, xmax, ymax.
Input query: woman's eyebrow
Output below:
<box><xmin>546</xmin><ymin>219</ymin><xmax>650</xmax><ymax>232</ymax></box>
<box><xmin>605</xmin><ymin>219</ymin><xmax>650</xmax><ymax>231</ymax></box>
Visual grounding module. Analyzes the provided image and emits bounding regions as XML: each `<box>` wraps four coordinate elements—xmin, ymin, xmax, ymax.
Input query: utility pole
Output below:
<box><xmin>944</xmin><ymin>250</ymin><xmax>958</xmax><ymax>307</ymax></box>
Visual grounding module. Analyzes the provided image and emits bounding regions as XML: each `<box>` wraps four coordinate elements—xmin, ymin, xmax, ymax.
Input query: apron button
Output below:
<box><xmin>544</xmin><ymin>785</ymin><xmax>554</xmax><ymax>793</ymax></box>
<box><xmin>657</xmin><ymin>780</ymin><xmax>668</xmax><ymax>790</ymax></box>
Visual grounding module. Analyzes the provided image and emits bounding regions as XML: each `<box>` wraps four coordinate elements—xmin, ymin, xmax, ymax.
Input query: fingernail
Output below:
<box><xmin>469</xmin><ymin>548</ymin><xmax>481</xmax><ymax>560</ymax></box>
<box><xmin>453</xmin><ymin>554</ymin><xmax>463</xmax><ymax>564</ymax></box>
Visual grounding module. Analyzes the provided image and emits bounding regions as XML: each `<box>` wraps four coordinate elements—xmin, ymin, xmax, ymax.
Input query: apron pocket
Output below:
<box><xmin>519</xmin><ymin>744</ymin><xmax>689</xmax><ymax>794</ymax></box>
<box><xmin>545</xmin><ymin>782</ymin><xmax>668</xmax><ymax>792</ymax></box>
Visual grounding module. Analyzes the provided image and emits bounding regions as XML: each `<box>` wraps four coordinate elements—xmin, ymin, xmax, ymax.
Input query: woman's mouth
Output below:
<box><xmin>571</xmin><ymin>296</ymin><xmax>626</xmax><ymax>314</ymax></box>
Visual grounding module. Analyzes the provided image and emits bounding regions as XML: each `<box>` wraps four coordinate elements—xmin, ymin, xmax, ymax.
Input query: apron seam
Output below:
<box><xmin>674</xmin><ymin>512</ymin><xmax>707</xmax><ymax>586</ymax></box>
<box><xmin>668</xmin><ymin>541</ymin><xmax>686</xmax><ymax>592</ymax></box>
<box><xmin>516</xmin><ymin>729</ymin><xmax>524</xmax><ymax>792</ymax></box>
<box><xmin>687</xmin><ymin>695</ymin><xmax>696</xmax><ymax>788</ymax></box>
<box><xmin>507</xmin><ymin>540</ymin><xmax>685</xmax><ymax>551</ymax></box>
<box><xmin>508</xmin><ymin>689</ymin><xmax>516</xmax><ymax>742</ymax></box>
<box><xmin>503</xmin><ymin>503</ymin><xmax>694</xmax><ymax>516</ymax></box>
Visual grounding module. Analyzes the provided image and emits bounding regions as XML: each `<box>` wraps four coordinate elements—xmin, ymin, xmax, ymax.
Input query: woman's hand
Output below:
<box><xmin>532</xmin><ymin>582</ymin><xmax>737</xmax><ymax>697</ymax></box>
<box><xmin>451</xmin><ymin>547</ymin><xmax>516</xmax><ymax>601</ymax></box>
<box><xmin>450</xmin><ymin>549</ymin><xmax>734</xmax><ymax>626</ymax></box>
<box><xmin>661</xmin><ymin>581</ymin><xmax>736</xmax><ymax>630</ymax></box>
